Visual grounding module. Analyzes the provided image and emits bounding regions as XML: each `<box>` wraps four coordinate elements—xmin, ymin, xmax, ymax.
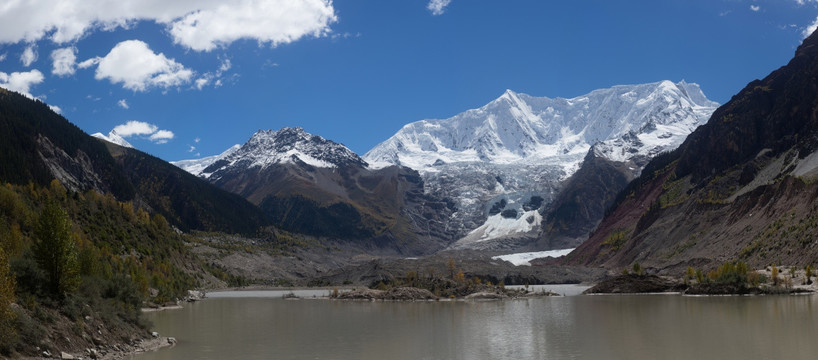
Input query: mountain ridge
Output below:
<box><xmin>562</xmin><ymin>31</ymin><xmax>818</xmax><ymax>273</ymax></box>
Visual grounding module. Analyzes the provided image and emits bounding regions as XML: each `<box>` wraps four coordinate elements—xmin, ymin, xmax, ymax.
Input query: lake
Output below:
<box><xmin>131</xmin><ymin>287</ymin><xmax>818</xmax><ymax>360</ymax></box>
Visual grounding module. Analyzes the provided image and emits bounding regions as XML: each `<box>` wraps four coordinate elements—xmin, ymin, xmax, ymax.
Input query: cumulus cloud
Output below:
<box><xmin>805</xmin><ymin>16</ymin><xmax>818</xmax><ymax>38</ymax></box>
<box><xmin>117</xmin><ymin>99</ymin><xmax>129</xmax><ymax>109</ymax></box>
<box><xmin>112</xmin><ymin>120</ymin><xmax>157</xmax><ymax>137</ymax></box>
<box><xmin>20</xmin><ymin>45</ymin><xmax>38</xmax><ymax>66</ymax></box>
<box><xmin>149</xmin><ymin>129</ymin><xmax>174</xmax><ymax>144</ymax></box>
<box><xmin>0</xmin><ymin>53</ymin><xmax>6</xmax><ymax>62</ymax></box>
<box><xmin>427</xmin><ymin>0</ymin><xmax>452</xmax><ymax>16</ymax></box>
<box><xmin>0</xmin><ymin>69</ymin><xmax>45</xmax><ymax>98</ymax></box>
<box><xmin>170</xmin><ymin>0</ymin><xmax>336</xmax><ymax>51</ymax></box>
<box><xmin>109</xmin><ymin>120</ymin><xmax>174</xmax><ymax>144</ymax></box>
<box><xmin>51</xmin><ymin>47</ymin><xmax>77</xmax><ymax>76</ymax></box>
<box><xmin>188</xmin><ymin>145</ymin><xmax>196</xmax><ymax>152</ymax></box>
<box><xmin>0</xmin><ymin>0</ymin><xmax>337</xmax><ymax>51</ymax></box>
<box><xmin>750</xmin><ymin>5</ymin><xmax>760</xmax><ymax>11</ymax></box>
<box><xmin>194</xmin><ymin>137</ymin><xmax>200</xmax><ymax>143</ymax></box>
<box><xmin>83</xmin><ymin>40</ymin><xmax>193</xmax><ymax>91</ymax></box>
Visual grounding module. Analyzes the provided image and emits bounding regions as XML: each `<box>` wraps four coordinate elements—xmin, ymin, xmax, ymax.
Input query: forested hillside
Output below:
<box><xmin>0</xmin><ymin>180</ymin><xmax>200</xmax><ymax>355</ymax></box>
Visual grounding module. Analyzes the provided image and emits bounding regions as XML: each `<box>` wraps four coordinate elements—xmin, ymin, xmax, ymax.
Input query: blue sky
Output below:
<box><xmin>1</xmin><ymin>0</ymin><xmax>817</xmax><ymax>161</ymax></box>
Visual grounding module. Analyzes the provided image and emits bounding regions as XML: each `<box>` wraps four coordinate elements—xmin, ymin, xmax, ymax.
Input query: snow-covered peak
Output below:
<box><xmin>364</xmin><ymin>81</ymin><xmax>718</xmax><ymax>173</ymax></box>
<box><xmin>199</xmin><ymin>127</ymin><xmax>366</xmax><ymax>180</ymax></box>
<box><xmin>92</xmin><ymin>130</ymin><xmax>133</xmax><ymax>148</ymax></box>
<box><xmin>171</xmin><ymin>144</ymin><xmax>240</xmax><ymax>177</ymax></box>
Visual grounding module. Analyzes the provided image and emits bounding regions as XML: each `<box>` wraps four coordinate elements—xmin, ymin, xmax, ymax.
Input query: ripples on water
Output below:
<box><xmin>134</xmin><ymin>288</ymin><xmax>818</xmax><ymax>360</ymax></box>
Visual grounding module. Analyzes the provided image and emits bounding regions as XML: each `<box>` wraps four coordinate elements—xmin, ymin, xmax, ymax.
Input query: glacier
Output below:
<box><xmin>365</xmin><ymin>80</ymin><xmax>718</xmax><ymax>248</ymax></box>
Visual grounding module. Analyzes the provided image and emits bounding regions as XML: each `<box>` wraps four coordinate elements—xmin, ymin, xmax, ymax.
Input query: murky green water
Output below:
<box><xmin>131</xmin><ymin>287</ymin><xmax>818</xmax><ymax>360</ymax></box>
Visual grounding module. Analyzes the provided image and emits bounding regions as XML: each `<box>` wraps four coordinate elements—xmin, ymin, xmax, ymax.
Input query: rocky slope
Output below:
<box><xmin>563</xmin><ymin>31</ymin><xmax>818</xmax><ymax>274</ymax></box>
<box><xmin>365</xmin><ymin>81</ymin><xmax>717</xmax><ymax>249</ymax></box>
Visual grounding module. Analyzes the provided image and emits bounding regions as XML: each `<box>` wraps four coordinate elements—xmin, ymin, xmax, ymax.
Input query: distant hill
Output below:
<box><xmin>0</xmin><ymin>88</ymin><xmax>268</xmax><ymax>234</ymax></box>
<box><xmin>563</xmin><ymin>31</ymin><xmax>818</xmax><ymax>273</ymax></box>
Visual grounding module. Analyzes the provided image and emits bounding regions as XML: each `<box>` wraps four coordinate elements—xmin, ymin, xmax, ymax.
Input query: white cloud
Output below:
<box><xmin>0</xmin><ymin>69</ymin><xmax>45</xmax><ymax>98</ymax></box>
<box><xmin>193</xmin><ymin>57</ymin><xmax>232</xmax><ymax>90</ymax></box>
<box><xmin>188</xmin><ymin>145</ymin><xmax>196</xmax><ymax>152</ymax></box>
<box><xmin>109</xmin><ymin>120</ymin><xmax>174</xmax><ymax>144</ymax></box>
<box><xmin>0</xmin><ymin>0</ymin><xmax>336</xmax><ymax>52</ymax></box>
<box><xmin>112</xmin><ymin>120</ymin><xmax>157</xmax><ymax>137</ymax></box>
<box><xmin>117</xmin><ymin>99</ymin><xmax>129</xmax><ymax>109</ymax></box>
<box><xmin>805</xmin><ymin>16</ymin><xmax>818</xmax><ymax>38</ymax></box>
<box><xmin>51</xmin><ymin>47</ymin><xmax>77</xmax><ymax>76</ymax></box>
<box><xmin>0</xmin><ymin>53</ymin><xmax>6</xmax><ymax>62</ymax></box>
<box><xmin>86</xmin><ymin>40</ymin><xmax>193</xmax><ymax>91</ymax></box>
<box><xmin>49</xmin><ymin>104</ymin><xmax>62</xmax><ymax>113</ymax></box>
<box><xmin>194</xmin><ymin>78</ymin><xmax>210</xmax><ymax>90</ymax></box>
<box><xmin>427</xmin><ymin>0</ymin><xmax>452</xmax><ymax>16</ymax></box>
<box><xmin>194</xmin><ymin>137</ymin><xmax>200</xmax><ymax>143</ymax></box>
<box><xmin>149</xmin><ymin>129</ymin><xmax>174</xmax><ymax>144</ymax></box>
<box><xmin>750</xmin><ymin>5</ymin><xmax>760</xmax><ymax>11</ymax></box>
<box><xmin>219</xmin><ymin>59</ymin><xmax>232</xmax><ymax>72</ymax></box>
<box><xmin>77</xmin><ymin>57</ymin><xmax>100</xmax><ymax>69</ymax></box>
<box><xmin>20</xmin><ymin>45</ymin><xmax>37</xmax><ymax>66</ymax></box>
<box><xmin>168</xmin><ymin>0</ymin><xmax>337</xmax><ymax>51</ymax></box>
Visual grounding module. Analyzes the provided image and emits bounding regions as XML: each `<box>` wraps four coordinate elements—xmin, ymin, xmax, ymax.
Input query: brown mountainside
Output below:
<box><xmin>563</xmin><ymin>31</ymin><xmax>818</xmax><ymax>273</ymax></box>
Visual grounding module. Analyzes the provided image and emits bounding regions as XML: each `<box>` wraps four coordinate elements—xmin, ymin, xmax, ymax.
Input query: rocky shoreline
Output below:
<box><xmin>21</xmin><ymin>336</ymin><xmax>176</xmax><ymax>360</ymax></box>
<box><xmin>584</xmin><ymin>268</ymin><xmax>818</xmax><ymax>296</ymax></box>
<box><xmin>329</xmin><ymin>285</ymin><xmax>561</xmax><ymax>301</ymax></box>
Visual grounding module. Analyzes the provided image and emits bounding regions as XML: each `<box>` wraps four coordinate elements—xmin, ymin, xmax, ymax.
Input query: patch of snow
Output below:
<box><xmin>492</xmin><ymin>248</ymin><xmax>576</xmax><ymax>266</ymax></box>
<box><xmin>91</xmin><ymin>131</ymin><xmax>133</xmax><ymax>148</ymax></box>
<box><xmin>172</xmin><ymin>144</ymin><xmax>240</xmax><ymax>176</ymax></box>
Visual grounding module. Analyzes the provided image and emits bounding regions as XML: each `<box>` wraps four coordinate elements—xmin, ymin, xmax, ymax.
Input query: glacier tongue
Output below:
<box><xmin>365</xmin><ymin>80</ymin><xmax>718</xmax><ymax>247</ymax></box>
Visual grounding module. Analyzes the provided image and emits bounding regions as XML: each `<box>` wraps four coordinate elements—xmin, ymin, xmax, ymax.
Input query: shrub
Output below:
<box><xmin>632</xmin><ymin>262</ymin><xmax>644</xmax><ymax>276</ymax></box>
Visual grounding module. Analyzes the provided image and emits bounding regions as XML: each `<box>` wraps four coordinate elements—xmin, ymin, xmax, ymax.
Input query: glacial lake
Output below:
<box><xmin>131</xmin><ymin>287</ymin><xmax>818</xmax><ymax>360</ymax></box>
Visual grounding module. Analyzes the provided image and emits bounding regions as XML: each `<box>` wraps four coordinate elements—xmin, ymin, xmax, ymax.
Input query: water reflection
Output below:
<box><xmin>133</xmin><ymin>293</ymin><xmax>818</xmax><ymax>360</ymax></box>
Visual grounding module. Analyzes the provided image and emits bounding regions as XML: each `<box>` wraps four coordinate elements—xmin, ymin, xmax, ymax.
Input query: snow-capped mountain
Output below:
<box><xmin>200</xmin><ymin>127</ymin><xmax>366</xmax><ymax>181</ymax></box>
<box><xmin>171</xmin><ymin>144</ymin><xmax>240</xmax><ymax>178</ymax></box>
<box><xmin>173</xmin><ymin>126</ymin><xmax>457</xmax><ymax>253</ymax></box>
<box><xmin>91</xmin><ymin>130</ymin><xmax>133</xmax><ymax>148</ymax></box>
<box><xmin>365</xmin><ymin>81</ymin><xmax>718</xmax><ymax>249</ymax></box>
<box><xmin>366</xmin><ymin>80</ymin><xmax>717</xmax><ymax>171</ymax></box>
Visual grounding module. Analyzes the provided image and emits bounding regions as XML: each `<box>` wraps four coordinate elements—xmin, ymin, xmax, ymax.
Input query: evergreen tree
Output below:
<box><xmin>33</xmin><ymin>201</ymin><xmax>80</xmax><ymax>299</ymax></box>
